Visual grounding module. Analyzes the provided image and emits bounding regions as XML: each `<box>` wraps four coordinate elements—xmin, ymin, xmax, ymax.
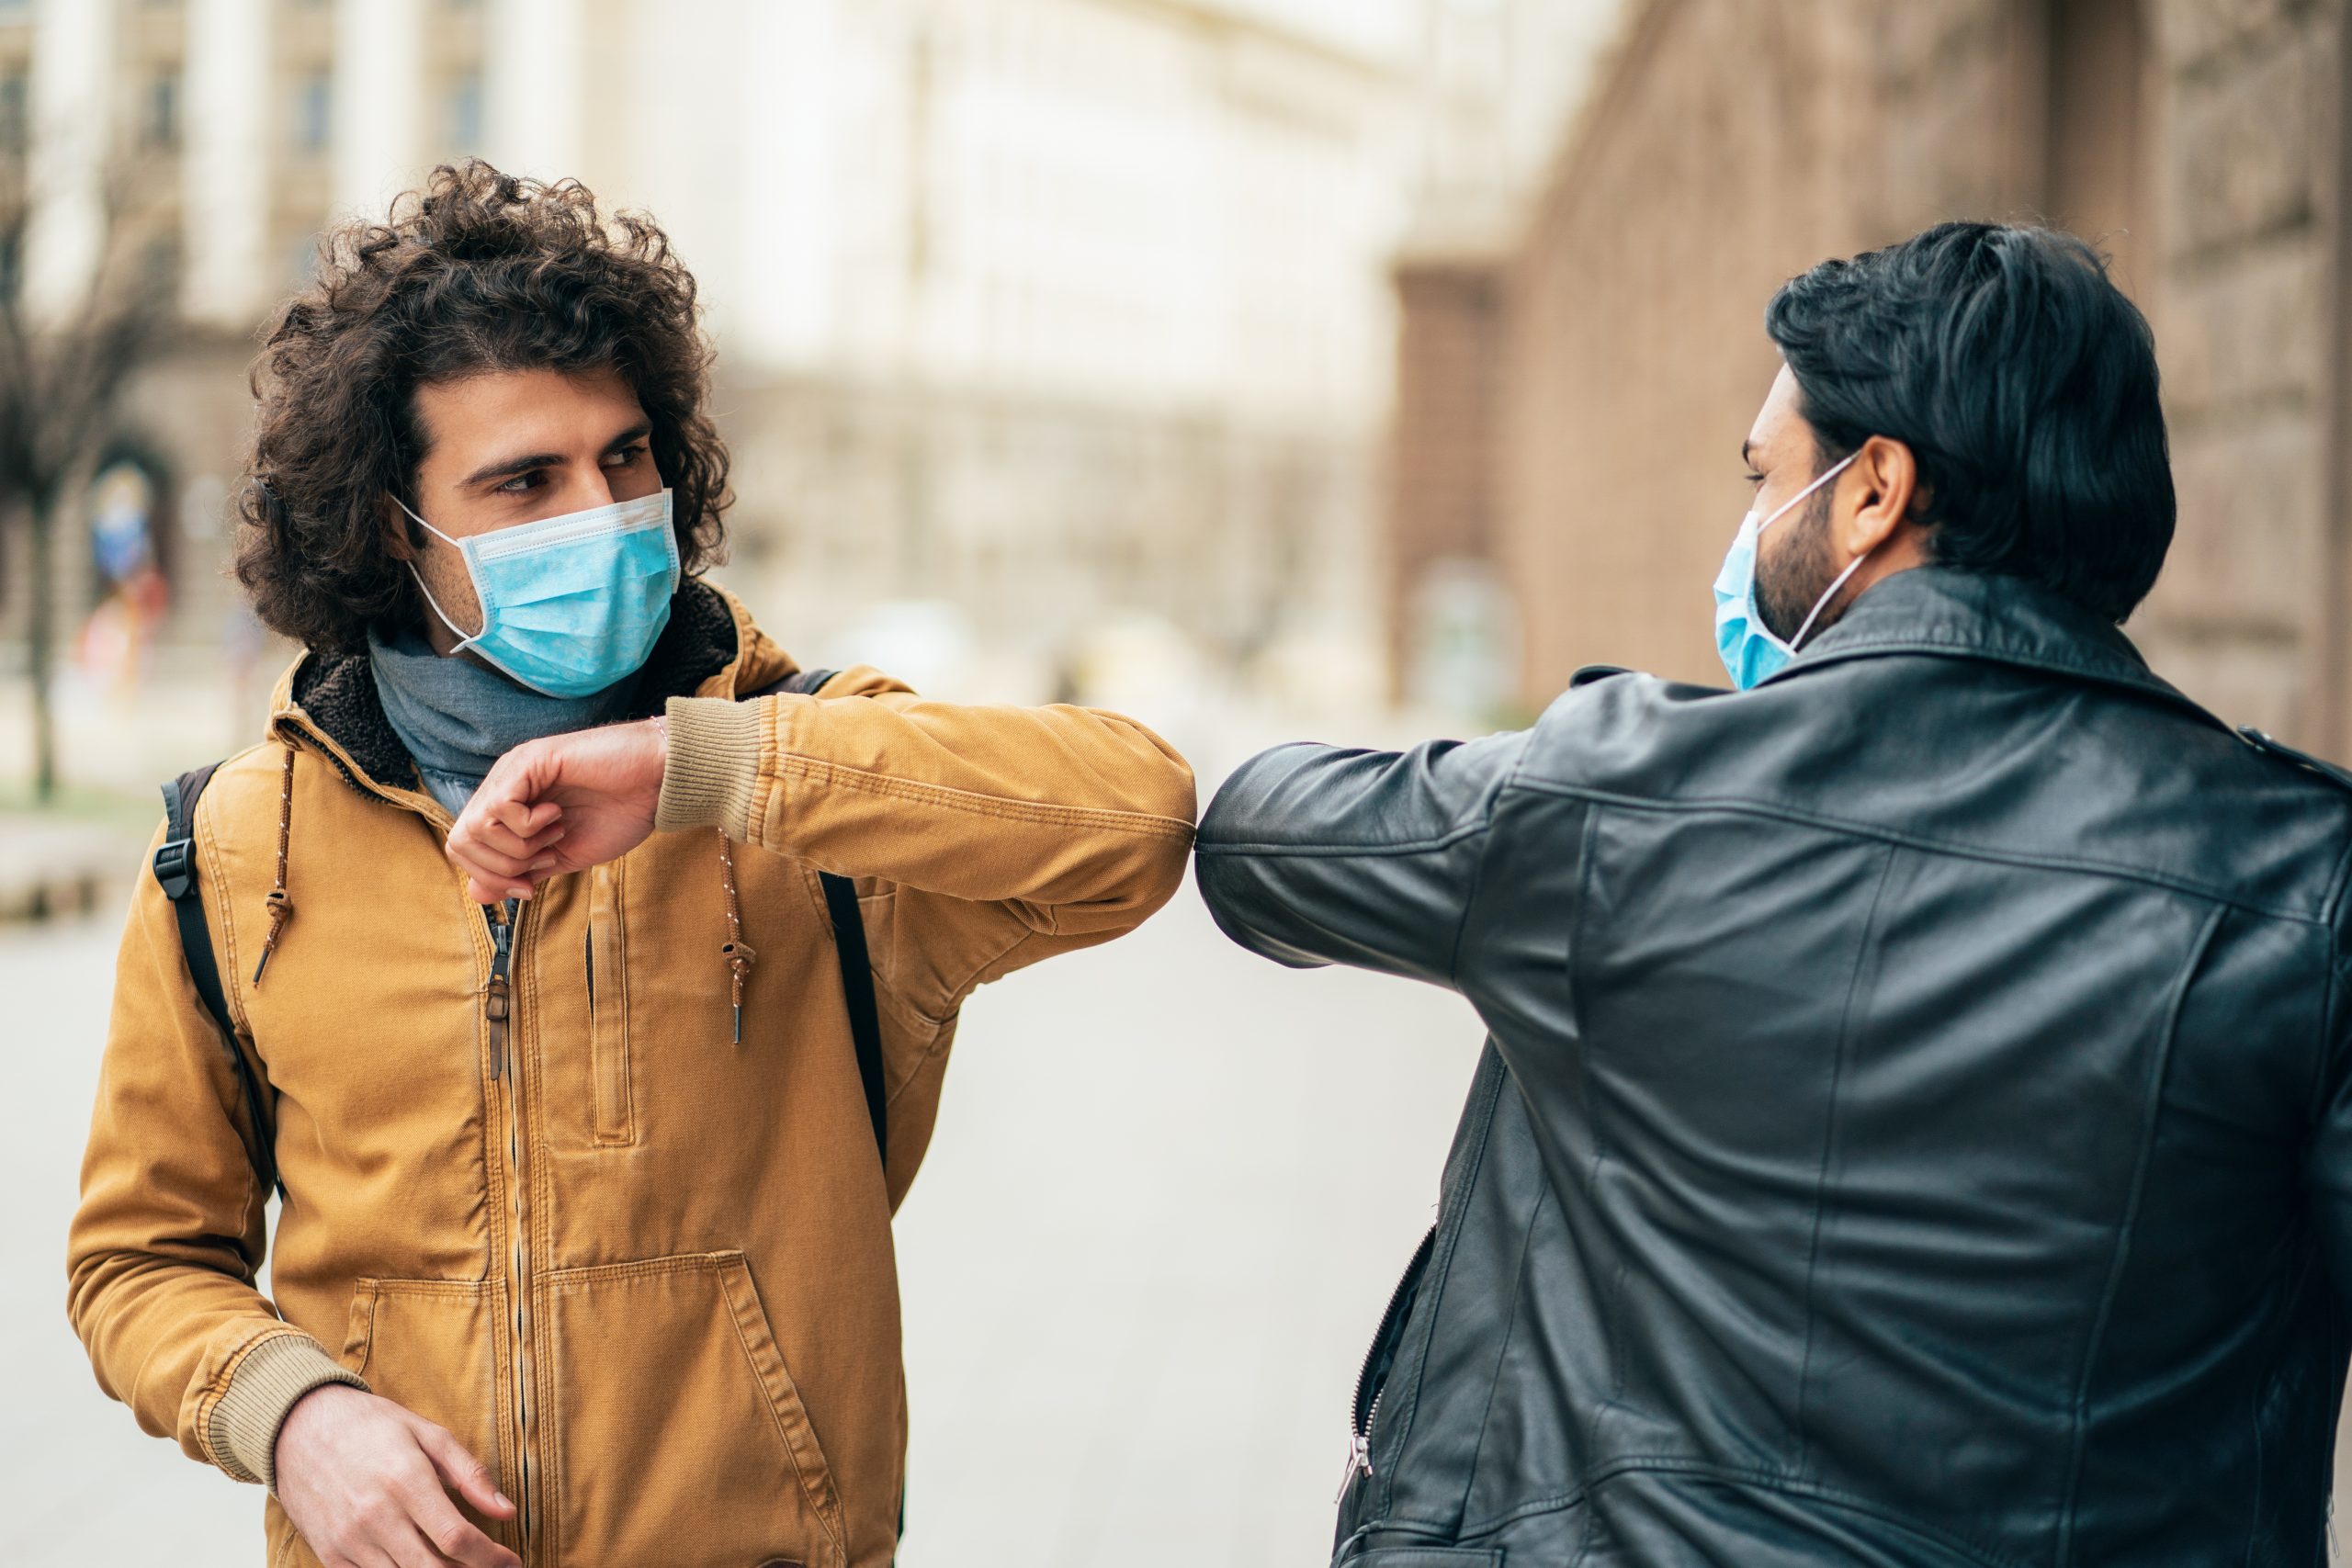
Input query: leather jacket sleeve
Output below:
<box><xmin>1193</xmin><ymin>730</ymin><xmax>1529</xmax><ymax>987</ymax></box>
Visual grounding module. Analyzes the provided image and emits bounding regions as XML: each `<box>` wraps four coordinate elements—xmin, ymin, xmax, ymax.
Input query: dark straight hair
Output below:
<box><xmin>1765</xmin><ymin>221</ymin><xmax>2173</xmax><ymax>625</ymax></box>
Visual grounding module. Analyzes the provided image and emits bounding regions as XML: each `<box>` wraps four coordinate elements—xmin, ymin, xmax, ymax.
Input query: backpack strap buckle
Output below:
<box><xmin>153</xmin><ymin>836</ymin><xmax>198</xmax><ymax>902</ymax></box>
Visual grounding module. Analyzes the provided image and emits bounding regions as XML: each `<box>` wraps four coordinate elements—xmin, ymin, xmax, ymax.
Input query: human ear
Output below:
<box><xmin>1836</xmin><ymin>435</ymin><xmax>1919</xmax><ymax>557</ymax></box>
<box><xmin>382</xmin><ymin>493</ymin><xmax>424</xmax><ymax>566</ymax></box>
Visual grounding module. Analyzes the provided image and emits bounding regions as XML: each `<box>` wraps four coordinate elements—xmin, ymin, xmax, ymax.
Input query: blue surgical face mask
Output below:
<box><xmin>1712</xmin><ymin>451</ymin><xmax>1862</xmax><ymax>689</ymax></box>
<box><xmin>395</xmin><ymin>488</ymin><xmax>681</xmax><ymax>698</ymax></box>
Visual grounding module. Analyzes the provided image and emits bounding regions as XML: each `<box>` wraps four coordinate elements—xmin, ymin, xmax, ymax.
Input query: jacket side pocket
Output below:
<box><xmin>334</xmin><ymin>1278</ymin><xmax>514</xmax><ymax>1553</ymax></box>
<box><xmin>542</xmin><ymin>1249</ymin><xmax>845</xmax><ymax>1568</ymax></box>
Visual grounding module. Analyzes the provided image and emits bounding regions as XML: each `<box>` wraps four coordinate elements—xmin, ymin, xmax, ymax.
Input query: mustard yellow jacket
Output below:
<box><xmin>67</xmin><ymin>581</ymin><xmax>1196</xmax><ymax>1567</ymax></box>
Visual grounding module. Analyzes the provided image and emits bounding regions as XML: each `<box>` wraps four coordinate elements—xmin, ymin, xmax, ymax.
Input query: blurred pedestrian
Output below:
<box><xmin>66</xmin><ymin>161</ymin><xmax>1194</xmax><ymax>1568</ymax></box>
<box><xmin>1198</xmin><ymin>221</ymin><xmax>2350</xmax><ymax>1566</ymax></box>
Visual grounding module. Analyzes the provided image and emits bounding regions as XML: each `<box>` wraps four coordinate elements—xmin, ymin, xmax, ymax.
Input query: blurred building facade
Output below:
<box><xmin>1389</xmin><ymin>0</ymin><xmax>2352</xmax><ymax>756</ymax></box>
<box><xmin>3</xmin><ymin>0</ymin><xmax>1605</xmax><ymax>735</ymax></box>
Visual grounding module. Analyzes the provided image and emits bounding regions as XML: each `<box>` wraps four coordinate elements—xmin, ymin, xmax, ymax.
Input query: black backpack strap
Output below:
<box><xmin>820</xmin><ymin>870</ymin><xmax>888</xmax><ymax>1163</ymax></box>
<box><xmin>740</xmin><ymin>667</ymin><xmax>885</xmax><ymax>1164</ymax></box>
<box><xmin>155</xmin><ymin>763</ymin><xmax>284</xmax><ymax>1201</ymax></box>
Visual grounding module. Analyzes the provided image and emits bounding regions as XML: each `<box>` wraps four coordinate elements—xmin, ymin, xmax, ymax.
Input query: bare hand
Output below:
<box><xmin>275</xmin><ymin>1383</ymin><xmax>519</xmax><ymax>1567</ymax></box>
<box><xmin>444</xmin><ymin>716</ymin><xmax>667</xmax><ymax>903</ymax></box>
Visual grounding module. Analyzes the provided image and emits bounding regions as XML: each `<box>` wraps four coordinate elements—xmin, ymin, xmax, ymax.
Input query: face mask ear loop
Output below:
<box><xmin>390</xmin><ymin>491</ymin><xmax>462</xmax><ymax>547</ymax></box>
<box><xmin>1757</xmin><ymin>449</ymin><xmax>1860</xmax><ymax>536</ymax></box>
<box><xmin>1759</xmin><ymin>449</ymin><xmax>1868</xmax><ymax>653</ymax></box>
<box><xmin>1790</xmin><ymin>549</ymin><xmax>1871</xmax><ymax>652</ymax></box>
<box><xmin>390</xmin><ymin>494</ymin><xmax>481</xmax><ymax>647</ymax></box>
<box><xmin>406</xmin><ymin>564</ymin><xmax>478</xmax><ymax>647</ymax></box>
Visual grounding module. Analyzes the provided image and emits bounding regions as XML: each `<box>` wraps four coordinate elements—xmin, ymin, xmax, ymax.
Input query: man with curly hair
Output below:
<box><xmin>66</xmin><ymin>162</ymin><xmax>1196</xmax><ymax>1568</ymax></box>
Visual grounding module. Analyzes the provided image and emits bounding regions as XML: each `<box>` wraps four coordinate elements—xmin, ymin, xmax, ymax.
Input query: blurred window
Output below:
<box><xmin>447</xmin><ymin>69</ymin><xmax>482</xmax><ymax>153</ymax></box>
<box><xmin>296</xmin><ymin>70</ymin><xmax>330</xmax><ymax>152</ymax></box>
<box><xmin>0</xmin><ymin>70</ymin><xmax>25</xmax><ymax>152</ymax></box>
<box><xmin>0</xmin><ymin>0</ymin><xmax>28</xmax><ymax>17</ymax></box>
<box><xmin>142</xmin><ymin>68</ymin><xmax>181</xmax><ymax>150</ymax></box>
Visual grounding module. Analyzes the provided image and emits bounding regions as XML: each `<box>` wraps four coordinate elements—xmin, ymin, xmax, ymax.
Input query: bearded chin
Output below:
<box><xmin>1753</xmin><ymin>493</ymin><xmax>1840</xmax><ymax>644</ymax></box>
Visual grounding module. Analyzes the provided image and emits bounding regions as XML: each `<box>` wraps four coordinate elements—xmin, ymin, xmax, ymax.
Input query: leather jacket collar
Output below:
<box><xmin>1763</xmin><ymin>565</ymin><xmax>2227</xmax><ymax>733</ymax></box>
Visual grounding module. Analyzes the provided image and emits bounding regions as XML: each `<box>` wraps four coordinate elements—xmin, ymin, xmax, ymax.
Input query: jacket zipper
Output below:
<box><xmin>485</xmin><ymin>903</ymin><xmax>537</xmax><ymax>1559</ymax></box>
<box><xmin>1341</xmin><ymin>1223</ymin><xmax>1437</xmax><ymax>1501</ymax></box>
<box><xmin>261</xmin><ymin>733</ymin><xmax>546</xmax><ymax>1555</ymax></box>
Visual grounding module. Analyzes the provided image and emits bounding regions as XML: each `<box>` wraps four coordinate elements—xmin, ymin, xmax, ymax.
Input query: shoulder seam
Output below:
<box><xmin>1508</xmin><ymin>779</ymin><xmax>2329</xmax><ymax>925</ymax></box>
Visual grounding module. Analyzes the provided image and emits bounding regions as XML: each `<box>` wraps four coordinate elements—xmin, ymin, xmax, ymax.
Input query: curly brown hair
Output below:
<box><xmin>233</xmin><ymin>160</ymin><xmax>730</xmax><ymax>653</ymax></box>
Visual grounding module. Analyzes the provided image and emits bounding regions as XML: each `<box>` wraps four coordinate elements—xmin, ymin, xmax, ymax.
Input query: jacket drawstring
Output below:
<box><xmin>717</xmin><ymin>832</ymin><xmax>755</xmax><ymax>1043</ymax></box>
<box><xmin>253</xmin><ymin>743</ymin><xmax>297</xmax><ymax>986</ymax></box>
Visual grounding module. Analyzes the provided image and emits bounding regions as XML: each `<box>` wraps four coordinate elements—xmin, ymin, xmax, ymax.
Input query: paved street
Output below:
<box><xmin>0</xmin><ymin>759</ymin><xmax>1484</xmax><ymax>1567</ymax></box>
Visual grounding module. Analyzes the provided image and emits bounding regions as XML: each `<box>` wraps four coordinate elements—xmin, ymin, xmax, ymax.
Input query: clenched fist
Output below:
<box><xmin>443</xmin><ymin>716</ymin><xmax>668</xmax><ymax>903</ymax></box>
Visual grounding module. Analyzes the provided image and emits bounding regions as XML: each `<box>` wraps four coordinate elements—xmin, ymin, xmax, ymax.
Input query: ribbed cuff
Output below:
<box><xmin>656</xmin><ymin>696</ymin><xmax>766</xmax><ymax>840</ymax></box>
<box><xmin>208</xmin><ymin>1333</ymin><xmax>369</xmax><ymax>1489</ymax></box>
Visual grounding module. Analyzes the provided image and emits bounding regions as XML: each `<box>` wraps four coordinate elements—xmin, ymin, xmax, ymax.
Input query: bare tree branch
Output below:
<box><xmin>0</xmin><ymin>147</ymin><xmax>180</xmax><ymax>798</ymax></box>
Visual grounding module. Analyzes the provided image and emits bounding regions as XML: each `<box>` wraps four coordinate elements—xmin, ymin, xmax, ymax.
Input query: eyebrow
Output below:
<box><xmin>461</xmin><ymin>421</ymin><xmax>654</xmax><ymax>490</ymax></box>
<box><xmin>1741</xmin><ymin>439</ymin><xmax>1757</xmax><ymax>468</ymax></box>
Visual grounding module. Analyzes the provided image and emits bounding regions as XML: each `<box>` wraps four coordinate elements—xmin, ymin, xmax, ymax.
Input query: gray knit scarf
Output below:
<box><xmin>367</xmin><ymin>622</ymin><xmax>634</xmax><ymax>815</ymax></box>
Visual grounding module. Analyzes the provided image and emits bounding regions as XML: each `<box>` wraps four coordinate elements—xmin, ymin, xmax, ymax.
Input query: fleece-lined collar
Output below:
<box><xmin>282</xmin><ymin>576</ymin><xmax>745</xmax><ymax>796</ymax></box>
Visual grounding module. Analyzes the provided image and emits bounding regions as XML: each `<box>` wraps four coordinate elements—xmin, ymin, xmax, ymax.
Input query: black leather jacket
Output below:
<box><xmin>1197</xmin><ymin>568</ymin><xmax>2352</xmax><ymax>1567</ymax></box>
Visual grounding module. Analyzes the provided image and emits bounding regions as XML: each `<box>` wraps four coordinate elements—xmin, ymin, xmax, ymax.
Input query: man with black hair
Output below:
<box><xmin>1197</xmin><ymin>222</ymin><xmax>2352</xmax><ymax>1565</ymax></box>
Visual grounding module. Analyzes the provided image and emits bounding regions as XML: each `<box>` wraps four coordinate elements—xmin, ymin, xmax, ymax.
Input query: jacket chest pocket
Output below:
<box><xmin>586</xmin><ymin>861</ymin><xmax>635</xmax><ymax>1145</ymax></box>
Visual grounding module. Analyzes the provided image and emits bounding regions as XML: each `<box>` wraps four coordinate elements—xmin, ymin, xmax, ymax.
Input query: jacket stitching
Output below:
<box><xmin>195</xmin><ymin>801</ymin><xmax>251</xmax><ymax>1037</ymax></box>
<box><xmin>947</xmin><ymin>924</ymin><xmax>1055</xmax><ymax>1013</ymax></box>
<box><xmin>2055</xmin><ymin>900</ymin><xmax>2225</xmax><ymax>1565</ymax></box>
<box><xmin>1374</xmin><ymin>1049</ymin><xmax>1510</xmax><ymax>1521</ymax></box>
<box><xmin>1403</xmin><ymin>1491</ymin><xmax>1583</xmax><ymax>1540</ymax></box>
<box><xmin>1440</xmin><ymin>754</ymin><xmax>1521</xmax><ymax>985</ymax></box>
<box><xmin>1562</xmin><ymin>804</ymin><xmax>1617</xmax><ymax>1567</ymax></box>
<box><xmin>1445</xmin><ymin>732</ymin><xmax>1535</xmax><ymax>986</ymax></box>
<box><xmin>716</xmin><ymin>1259</ymin><xmax>849</xmax><ymax>1565</ymax></box>
<box><xmin>772</xmin><ymin>751</ymin><xmax>1193</xmax><ymax>839</ymax></box>
<box><xmin>2321</xmin><ymin>829</ymin><xmax>2352</xmax><ymax>931</ymax></box>
<box><xmin>537</xmin><ymin>1250</ymin><xmax>741</xmax><ymax>1288</ymax></box>
<box><xmin>1507</xmin><ymin>780</ymin><xmax>2335</xmax><ymax>925</ymax></box>
<box><xmin>194</xmin><ymin>796</ymin><xmax>264</xmax><ymax>1233</ymax></box>
<box><xmin>1194</xmin><ymin>818</ymin><xmax>1492</xmax><ymax>861</ymax></box>
<box><xmin>1454</xmin><ymin>1183</ymin><xmax>1550</xmax><ymax>1506</ymax></box>
<box><xmin>2309</xmin><ymin>931</ymin><xmax>2346</xmax><ymax>1147</ymax></box>
<box><xmin>1793</xmin><ymin>842</ymin><xmax>1897</xmax><ymax>1483</ymax></box>
<box><xmin>1508</xmin><ymin>1458</ymin><xmax>2036</xmax><ymax>1568</ymax></box>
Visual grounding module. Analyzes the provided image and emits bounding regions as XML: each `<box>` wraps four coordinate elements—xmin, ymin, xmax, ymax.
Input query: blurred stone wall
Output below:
<box><xmin>2135</xmin><ymin>0</ymin><xmax>2349</xmax><ymax>750</ymax></box>
<box><xmin>1385</xmin><ymin>258</ymin><xmax>1503</xmax><ymax>700</ymax></box>
<box><xmin>1392</xmin><ymin>0</ymin><xmax>2352</xmax><ymax>757</ymax></box>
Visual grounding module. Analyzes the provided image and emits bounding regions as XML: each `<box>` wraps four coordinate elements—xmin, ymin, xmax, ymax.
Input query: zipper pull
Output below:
<box><xmin>1336</xmin><ymin>1430</ymin><xmax>1371</xmax><ymax>1503</ymax></box>
<box><xmin>485</xmin><ymin>909</ymin><xmax>514</xmax><ymax>1078</ymax></box>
